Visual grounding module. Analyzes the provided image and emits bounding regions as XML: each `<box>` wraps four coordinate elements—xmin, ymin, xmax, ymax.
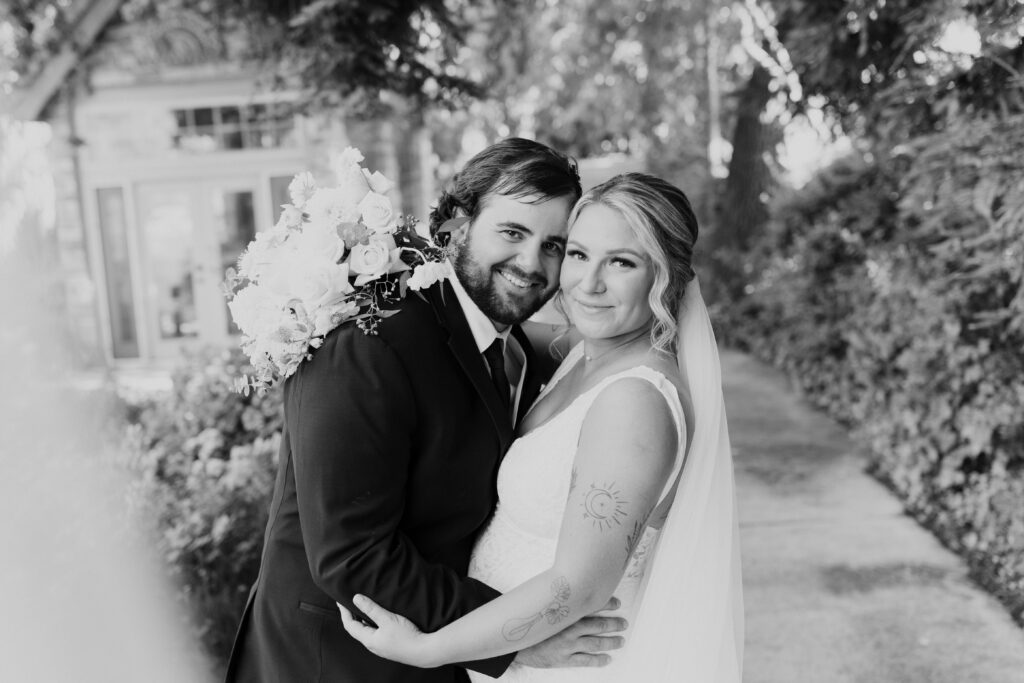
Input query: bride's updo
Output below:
<box><xmin>568</xmin><ymin>172</ymin><xmax>699</xmax><ymax>354</ymax></box>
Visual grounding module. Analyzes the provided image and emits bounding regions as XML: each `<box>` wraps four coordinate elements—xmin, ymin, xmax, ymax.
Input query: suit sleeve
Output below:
<box><xmin>286</xmin><ymin>325</ymin><xmax>514</xmax><ymax>677</ymax></box>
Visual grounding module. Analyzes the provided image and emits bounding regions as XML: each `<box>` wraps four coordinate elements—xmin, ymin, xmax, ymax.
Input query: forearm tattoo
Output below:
<box><xmin>501</xmin><ymin>577</ymin><xmax>573</xmax><ymax>642</ymax></box>
<box><xmin>623</xmin><ymin>507</ymin><xmax>654</xmax><ymax>569</ymax></box>
<box><xmin>580</xmin><ymin>481</ymin><xmax>628</xmax><ymax>531</ymax></box>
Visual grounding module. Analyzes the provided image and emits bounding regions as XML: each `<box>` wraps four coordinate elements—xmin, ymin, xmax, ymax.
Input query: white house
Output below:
<box><xmin>9</xmin><ymin>1</ymin><xmax>433</xmax><ymax>369</ymax></box>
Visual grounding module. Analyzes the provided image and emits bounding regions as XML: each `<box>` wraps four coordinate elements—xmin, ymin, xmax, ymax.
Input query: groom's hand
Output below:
<box><xmin>513</xmin><ymin>598</ymin><xmax>626</xmax><ymax>669</ymax></box>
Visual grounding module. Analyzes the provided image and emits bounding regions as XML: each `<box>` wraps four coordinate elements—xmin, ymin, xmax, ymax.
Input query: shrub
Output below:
<box><xmin>121</xmin><ymin>346</ymin><xmax>282</xmax><ymax>668</ymax></box>
<box><xmin>721</xmin><ymin>114</ymin><xmax>1024</xmax><ymax>624</ymax></box>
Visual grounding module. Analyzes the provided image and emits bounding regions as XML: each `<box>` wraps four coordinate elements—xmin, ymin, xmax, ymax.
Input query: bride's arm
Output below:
<box><xmin>341</xmin><ymin>377</ymin><xmax>678</xmax><ymax>667</ymax></box>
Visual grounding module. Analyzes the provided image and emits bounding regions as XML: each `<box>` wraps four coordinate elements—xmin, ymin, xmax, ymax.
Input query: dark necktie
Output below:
<box><xmin>482</xmin><ymin>338</ymin><xmax>511</xmax><ymax>416</ymax></box>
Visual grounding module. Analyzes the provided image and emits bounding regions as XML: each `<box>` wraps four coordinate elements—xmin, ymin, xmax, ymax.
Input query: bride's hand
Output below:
<box><xmin>338</xmin><ymin>595</ymin><xmax>437</xmax><ymax>667</ymax></box>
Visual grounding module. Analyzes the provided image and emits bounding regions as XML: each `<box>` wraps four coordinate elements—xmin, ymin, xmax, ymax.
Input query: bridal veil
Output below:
<box><xmin>616</xmin><ymin>278</ymin><xmax>744</xmax><ymax>681</ymax></box>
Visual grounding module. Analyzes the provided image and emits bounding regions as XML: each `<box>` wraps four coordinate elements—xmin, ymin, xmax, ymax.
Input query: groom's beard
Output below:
<box><xmin>452</xmin><ymin>239</ymin><xmax>556</xmax><ymax>327</ymax></box>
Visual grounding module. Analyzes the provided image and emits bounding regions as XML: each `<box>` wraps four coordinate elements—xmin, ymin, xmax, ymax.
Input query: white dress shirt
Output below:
<box><xmin>447</xmin><ymin>270</ymin><xmax>527</xmax><ymax>423</ymax></box>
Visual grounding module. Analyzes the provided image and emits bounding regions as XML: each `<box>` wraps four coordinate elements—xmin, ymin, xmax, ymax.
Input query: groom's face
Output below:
<box><xmin>452</xmin><ymin>191</ymin><xmax>571</xmax><ymax>329</ymax></box>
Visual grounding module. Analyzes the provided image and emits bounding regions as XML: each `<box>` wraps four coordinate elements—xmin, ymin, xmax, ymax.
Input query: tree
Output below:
<box><xmin>2</xmin><ymin>0</ymin><xmax>494</xmax><ymax>116</ymax></box>
<box><xmin>773</xmin><ymin>0</ymin><xmax>1024</xmax><ymax>144</ymax></box>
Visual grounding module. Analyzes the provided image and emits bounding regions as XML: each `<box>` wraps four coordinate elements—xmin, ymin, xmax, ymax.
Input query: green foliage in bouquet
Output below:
<box><xmin>121</xmin><ymin>347</ymin><xmax>282</xmax><ymax>667</ymax></box>
<box><xmin>719</xmin><ymin>114</ymin><xmax>1024</xmax><ymax>624</ymax></box>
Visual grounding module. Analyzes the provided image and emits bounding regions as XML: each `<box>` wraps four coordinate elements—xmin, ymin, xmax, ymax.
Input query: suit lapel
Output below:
<box><xmin>427</xmin><ymin>282</ymin><xmax>515</xmax><ymax>454</ymax></box>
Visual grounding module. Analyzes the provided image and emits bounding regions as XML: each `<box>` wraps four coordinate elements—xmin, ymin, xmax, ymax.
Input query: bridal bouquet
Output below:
<box><xmin>226</xmin><ymin>147</ymin><xmax>453</xmax><ymax>395</ymax></box>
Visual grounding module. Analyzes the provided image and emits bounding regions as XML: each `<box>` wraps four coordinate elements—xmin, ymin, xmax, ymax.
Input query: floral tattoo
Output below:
<box><xmin>501</xmin><ymin>577</ymin><xmax>573</xmax><ymax>642</ymax></box>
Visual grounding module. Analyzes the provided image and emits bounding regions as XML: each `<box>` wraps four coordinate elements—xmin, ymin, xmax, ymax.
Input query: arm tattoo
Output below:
<box><xmin>501</xmin><ymin>577</ymin><xmax>573</xmax><ymax>642</ymax></box>
<box><xmin>580</xmin><ymin>481</ymin><xmax>628</xmax><ymax>531</ymax></box>
<box><xmin>623</xmin><ymin>507</ymin><xmax>654</xmax><ymax>570</ymax></box>
<box><xmin>624</xmin><ymin>520</ymin><xmax>645</xmax><ymax>558</ymax></box>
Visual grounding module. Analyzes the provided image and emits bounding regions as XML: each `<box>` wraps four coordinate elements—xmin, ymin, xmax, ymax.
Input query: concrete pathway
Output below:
<box><xmin>725</xmin><ymin>350</ymin><xmax>1024</xmax><ymax>682</ymax></box>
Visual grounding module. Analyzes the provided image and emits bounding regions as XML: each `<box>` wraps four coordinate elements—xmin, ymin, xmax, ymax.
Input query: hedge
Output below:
<box><xmin>716</xmin><ymin>113</ymin><xmax>1024</xmax><ymax>625</ymax></box>
<box><xmin>121</xmin><ymin>347</ymin><xmax>282</xmax><ymax>668</ymax></box>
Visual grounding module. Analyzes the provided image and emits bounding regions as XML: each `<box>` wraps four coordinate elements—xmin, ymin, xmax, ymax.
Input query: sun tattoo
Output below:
<box><xmin>581</xmin><ymin>482</ymin><xmax>628</xmax><ymax>530</ymax></box>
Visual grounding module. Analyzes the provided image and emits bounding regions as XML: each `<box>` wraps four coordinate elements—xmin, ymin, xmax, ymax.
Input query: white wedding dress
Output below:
<box><xmin>468</xmin><ymin>282</ymin><xmax>743</xmax><ymax>682</ymax></box>
<box><xmin>467</xmin><ymin>344</ymin><xmax>684</xmax><ymax>682</ymax></box>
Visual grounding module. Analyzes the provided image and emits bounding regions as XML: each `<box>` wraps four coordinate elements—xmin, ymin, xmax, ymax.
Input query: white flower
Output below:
<box><xmin>362</xmin><ymin>168</ymin><xmax>395</xmax><ymax>195</ymax></box>
<box><xmin>332</xmin><ymin>154</ymin><xmax>371</xmax><ymax>206</ymax></box>
<box><xmin>293</xmin><ymin>220</ymin><xmax>346</xmax><ymax>264</ymax></box>
<box><xmin>337</xmin><ymin>146</ymin><xmax>365</xmax><ymax>167</ymax></box>
<box><xmin>358</xmin><ymin>191</ymin><xmax>396</xmax><ymax>234</ymax></box>
<box><xmin>407</xmin><ymin>260</ymin><xmax>453</xmax><ymax>291</ymax></box>
<box><xmin>413</xmin><ymin>220</ymin><xmax>431</xmax><ymax>239</ymax></box>
<box><xmin>292</xmin><ymin>261</ymin><xmax>356</xmax><ymax>311</ymax></box>
<box><xmin>306</xmin><ymin>188</ymin><xmax>361</xmax><ymax>227</ymax></box>
<box><xmin>277</xmin><ymin>204</ymin><xmax>304</xmax><ymax>230</ymax></box>
<box><xmin>312</xmin><ymin>299</ymin><xmax>360</xmax><ymax>337</ymax></box>
<box><xmin>288</xmin><ymin>172</ymin><xmax>317</xmax><ymax>209</ymax></box>
<box><xmin>349</xmin><ymin>235</ymin><xmax>401</xmax><ymax>285</ymax></box>
<box><xmin>237</xmin><ymin>229</ymin><xmax>290</xmax><ymax>280</ymax></box>
<box><xmin>228</xmin><ymin>284</ymin><xmax>285</xmax><ymax>337</ymax></box>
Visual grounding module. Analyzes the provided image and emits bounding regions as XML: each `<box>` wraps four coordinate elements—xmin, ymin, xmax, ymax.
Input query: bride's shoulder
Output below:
<box><xmin>577</xmin><ymin>376</ymin><xmax>680</xmax><ymax>471</ymax></box>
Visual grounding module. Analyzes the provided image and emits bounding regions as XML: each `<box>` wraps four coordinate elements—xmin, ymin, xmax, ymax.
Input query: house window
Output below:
<box><xmin>172</xmin><ymin>104</ymin><xmax>296</xmax><ymax>152</ymax></box>
<box><xmin>96</xmin><ymin>187</ymin><xmax>140</xmax><ymax>359</ymax></box>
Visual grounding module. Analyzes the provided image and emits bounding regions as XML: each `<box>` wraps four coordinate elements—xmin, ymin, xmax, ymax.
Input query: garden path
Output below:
<box><xmin>727</xmin><ymin>350</ymin><xmax>1024</xmax><ymax>682</ymax></box>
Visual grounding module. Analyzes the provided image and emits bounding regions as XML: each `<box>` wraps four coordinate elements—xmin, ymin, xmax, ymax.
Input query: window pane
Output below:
<box><xmin>193</xmin><ymin>107</ymin><xmax>214</xmax><ymax>127</ymax></box>
<box><xmin>219</xmin><ymin>106</ymin><xmax>240</xmax><ymax>125</ymax></box>
<box><xmin>95</xmin><ymin>188</ymin><xmax>140</xmax><ymax>359</ymax></box>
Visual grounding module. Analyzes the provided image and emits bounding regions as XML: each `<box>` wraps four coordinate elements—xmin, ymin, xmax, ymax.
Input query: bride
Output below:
<box><xmin>339</xmin><ymin>173</ymin><xmax>744</xmax><ymax>681</ymax></box>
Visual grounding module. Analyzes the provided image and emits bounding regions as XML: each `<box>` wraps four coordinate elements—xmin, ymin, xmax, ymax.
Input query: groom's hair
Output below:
<box><xmin>429</xmin><ymin>138</ymin><xmax>581</xmax><ymax>237</ymax></box>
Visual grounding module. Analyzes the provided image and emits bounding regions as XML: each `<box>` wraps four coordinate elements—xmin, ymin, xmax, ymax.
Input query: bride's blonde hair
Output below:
<box><xmin>566</xmin><ymin>173</ymin><xmax>699</xmax><ymax>354</ymax></box>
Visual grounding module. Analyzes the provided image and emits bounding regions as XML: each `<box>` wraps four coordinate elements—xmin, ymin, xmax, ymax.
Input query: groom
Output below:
<box><xmin>225</xmin><ymin>138</ymin><xmax>625</xmax><ymax>682</ymax></box>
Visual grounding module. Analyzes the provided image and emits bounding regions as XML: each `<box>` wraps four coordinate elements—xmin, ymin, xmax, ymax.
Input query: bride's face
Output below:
<box><xmin>560</xmin><ymin>203</ymin><xmax>656</xmax><ymax>341</ymax></box>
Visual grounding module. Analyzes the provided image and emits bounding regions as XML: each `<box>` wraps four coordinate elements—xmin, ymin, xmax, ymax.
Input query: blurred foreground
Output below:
<box><xmin>0</xmin><ymin>238</ymin><xmax>215</xmax><ymax>681</ymax></box>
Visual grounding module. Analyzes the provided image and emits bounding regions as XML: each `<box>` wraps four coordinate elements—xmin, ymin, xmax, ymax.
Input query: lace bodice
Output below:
<box><xmin>467</xmin><ymin>344</ymin><xmax>686</xmax><ymax>682</ymax></box>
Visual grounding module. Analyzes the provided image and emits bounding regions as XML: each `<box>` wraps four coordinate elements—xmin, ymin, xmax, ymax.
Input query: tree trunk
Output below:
<box><xmin>716</xmin><ymin>64</ymin><xmax>772</xmax><ymax>252</ymax></box>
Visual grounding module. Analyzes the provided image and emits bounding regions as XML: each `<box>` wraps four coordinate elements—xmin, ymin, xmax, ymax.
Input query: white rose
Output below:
<box><xmin>305</xmin><ymin>188</ymin><xmax>361</xmax><ymax>227</ymax></box>
<box><xmin>362</xmin><ymin>168</ymin><xmax>395</xmax><ymax>195</ymax></box>
<box><xmin>407</xmin><ymin>260</ymin><xmax>453</xmax><ymax>291</ymax></box>
<box><xmin>288</xmin><ymin>172</ymin><xmax>317</xmax><ymax>210</ymax></box>
<box><xmin>292</xmin><ymin>261</ymin><xmax>355</xmax><ymax>311</ymax></box>
<box><xmin>293</xmin><ymin>222</ymin><xmax>346</xmax><ymax>264</ymax></box>
<box><xmin>349</xmin><ymin>235</ymin><xmax>401</xmax><ymax>285</ymax></box>
<box><xmin>358</xmin><ymin>191</ymin><xmax>396</xmax><ymax>233</ymax></box>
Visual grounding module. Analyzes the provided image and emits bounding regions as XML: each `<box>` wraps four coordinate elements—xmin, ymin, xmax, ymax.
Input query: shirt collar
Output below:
<box><xmin>446</xmin><ymin>263</ymin><xmax>512</xmax><ymax>354</ymax></box>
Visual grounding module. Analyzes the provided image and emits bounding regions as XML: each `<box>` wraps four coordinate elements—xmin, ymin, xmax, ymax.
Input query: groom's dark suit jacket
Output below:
<box><xmin>225</xmin><ymin>281</ymin><xmax>547</xmax><ymax>683</ymax></box>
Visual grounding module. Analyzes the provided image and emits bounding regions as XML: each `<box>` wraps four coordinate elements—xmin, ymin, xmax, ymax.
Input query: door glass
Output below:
<box><xmin>136</xmin><ymin>186</ymin><xmax>198</xmax><ymax>341</ymax></box>
<box><xmin>213</xmin><ymin>190</ymin><xmax>256</xmax><ymax>333</ymax></box>
<box><xmin>269</xmin><ymin>175</ymin><xmax>292</xmax><ymax>224</ymax></box>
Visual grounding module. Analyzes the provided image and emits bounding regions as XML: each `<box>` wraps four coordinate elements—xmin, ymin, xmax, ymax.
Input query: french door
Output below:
<box><xmin>134</xmin><ymin>179</ymin><xmax>259</xmax><ymax>358</ymax></box>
